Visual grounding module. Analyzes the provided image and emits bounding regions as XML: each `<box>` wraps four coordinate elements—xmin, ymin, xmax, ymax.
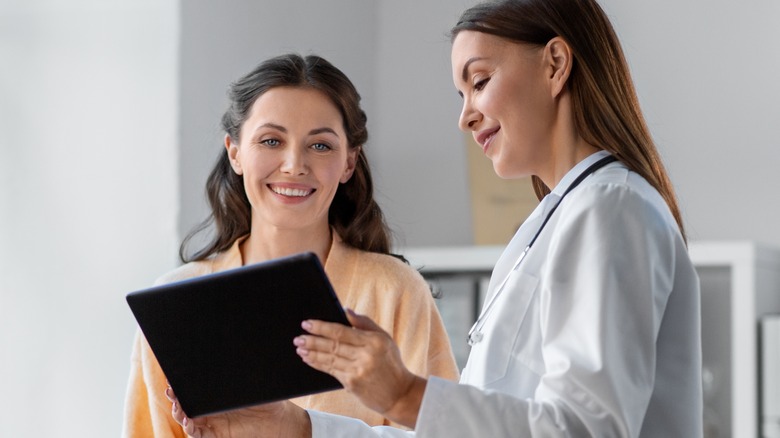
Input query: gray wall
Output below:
<box><xmin>180</xmin><ymin>1</ymin><xmax>780</xmax><ymax>251</ymax></box>
<box><xmin>178</xmin><ymin>0</ymin><xmax>477</xmax><ymax>250</ymax></box>
<box><xmin>600</xmin><ymin>1</ymin><xmax>780</xmax><ymax>245</ymax></box>
<box><xmin>179</xmin><ymin>0</ymin><xmax>382</xmax><ymax>248</ymax></box>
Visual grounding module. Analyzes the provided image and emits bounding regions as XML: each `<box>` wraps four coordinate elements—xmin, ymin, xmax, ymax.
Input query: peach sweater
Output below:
<box><xmin>121</xmin><ymin>234</ymin><xmax>459</xmax><ymax>437</ymax></box>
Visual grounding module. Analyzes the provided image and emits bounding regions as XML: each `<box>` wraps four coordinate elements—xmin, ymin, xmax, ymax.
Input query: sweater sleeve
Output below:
<box><xmin>374</xmin><ymin>260</ymin><xmax>460</xmax><ymax>384</ymax></box>
<box><xmin>121</xmin><ymin>330</ymin><xmax>186</xmax><ymax>438</ymax></box>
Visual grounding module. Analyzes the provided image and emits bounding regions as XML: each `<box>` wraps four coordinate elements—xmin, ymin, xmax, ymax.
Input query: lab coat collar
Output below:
<box><xmin>550</xmin><ymin>150</ymin><xmax>612</xmax><ymax>198</ymax></box>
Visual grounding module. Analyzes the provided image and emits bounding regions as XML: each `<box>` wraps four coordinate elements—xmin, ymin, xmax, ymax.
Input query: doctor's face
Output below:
<box><xmin>225</xmin><ymin>86</ymin><xmax>357</xmax><ymax>233</ymax></box>
<box><xmin>452</xmin><ymin>31</ymin><xmax>556</xmax><ymax>179</ymax></box>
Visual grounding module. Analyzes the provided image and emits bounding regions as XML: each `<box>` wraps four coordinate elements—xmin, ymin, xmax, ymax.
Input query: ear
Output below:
<box><xmin>544</xmin><ymin>36</ymin><xmax>574</xmax><ymax>98</ymax></box>
<box><xmin>224</xmin><ymin>134</ymin><xmax>243</xmax><ymax>175</ymax></box>
<box><xmin>340</xmin><ymin>146</ymin><xmax>359</xmax><ymax>183</ymax></box>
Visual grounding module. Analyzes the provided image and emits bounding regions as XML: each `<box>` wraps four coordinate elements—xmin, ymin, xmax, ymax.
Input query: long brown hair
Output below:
<box><xmin>180</xmin><ymin>54</ymin><xmax>392</xmax><ymax>262</ymax></box>
<box><xmin>451</xmin><ymin>0</ymin><xmax>686</xmax><ymax>241</ymax></box>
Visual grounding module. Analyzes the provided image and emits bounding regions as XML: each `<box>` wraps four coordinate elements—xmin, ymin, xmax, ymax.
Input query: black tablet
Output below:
<box><xmin>126</xmin><ymin>252</ymin><xmax>349</xmax><ymax>418</ymax></box>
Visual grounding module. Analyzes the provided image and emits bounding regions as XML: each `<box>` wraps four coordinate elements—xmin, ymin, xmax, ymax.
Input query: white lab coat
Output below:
<box><xmin>309</xmin><ymin>151</ymin><xmax>702</xmax><ymax>437</ymax></box>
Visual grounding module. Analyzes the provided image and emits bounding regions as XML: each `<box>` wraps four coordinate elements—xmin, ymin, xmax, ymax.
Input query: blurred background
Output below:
<box><xmin>1</xmin><ymin>0</ymin><xmax>779</xmax><ymax>436</ymax></box>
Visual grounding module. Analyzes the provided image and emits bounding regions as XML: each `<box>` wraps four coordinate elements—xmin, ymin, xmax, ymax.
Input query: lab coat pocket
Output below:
<box><xmin>480</xmin><ymin>270</ymin><xmax>542</xmax><ymax>386</ymax></box>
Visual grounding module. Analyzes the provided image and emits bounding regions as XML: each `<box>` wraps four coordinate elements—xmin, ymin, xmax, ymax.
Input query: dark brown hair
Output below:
<box><xmin>180</xmin><ymin>54</ymin><xmax>392</xmax><ymax>262</ymax></box>
<box><xmin>451</xmin><ymin>0</ymin><xmax>686</xmax><ymax>240</ymax></box>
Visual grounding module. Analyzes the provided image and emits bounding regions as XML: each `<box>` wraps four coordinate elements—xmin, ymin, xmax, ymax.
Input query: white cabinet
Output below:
<box><xmin>403</xmin><ymin>241</ymin><xmax>780</xmax><ymax>438</ymax></box>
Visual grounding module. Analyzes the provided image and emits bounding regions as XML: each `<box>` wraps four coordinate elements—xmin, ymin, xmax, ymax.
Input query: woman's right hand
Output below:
<box><xmin>294</xmin><ymin>308</ymin><xmax>427</xmax><ymax>428</ymax></box>
<box><xmin>165</xmin><ymin>386</ymin><xmax>311</xmax><ymax>438</ymax></box>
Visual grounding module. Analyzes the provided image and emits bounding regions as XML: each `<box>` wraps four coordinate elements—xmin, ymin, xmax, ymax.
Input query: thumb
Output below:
<box><xmin>345</xmin><ymin>308</ymin><xmax>382</xmax><ymax>332</ymax></box>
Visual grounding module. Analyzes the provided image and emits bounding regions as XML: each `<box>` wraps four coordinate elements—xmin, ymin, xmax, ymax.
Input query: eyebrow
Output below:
<box><xmin>309</xmin><ymin>127</ymin><xmax>339</xmax><ymax>137</ymax></box>
<box><xmin>254</xmin><ymin>124</ymin><xmax>339</xmax><ymax>138</ymax></box>
<box><xmin>256</xmin><ymin>123</ymin><xmax>287</xmax><ymax>133</ymax></box>
<box><xmin>461</xmin><ymin>56</ymin><xmax>485</xmax><ymax>82</ymax></box>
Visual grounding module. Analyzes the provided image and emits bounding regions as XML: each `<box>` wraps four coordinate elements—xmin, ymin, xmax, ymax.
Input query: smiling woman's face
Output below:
<box><xmin>452</xmin><ymin>30</ymin><xmax>555</xmax><ymax>180</ymax></box>
<box><xmin>225</xmin><ymin>86</ymin><xmax>357</xmax><ymax>233</ymax></box>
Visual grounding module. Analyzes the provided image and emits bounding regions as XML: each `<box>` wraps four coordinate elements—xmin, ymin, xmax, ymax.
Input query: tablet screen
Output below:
<box><xmin>126</xmin><ymin>252</ymin><xmax>349</xmax><ymax>418</ymax></box>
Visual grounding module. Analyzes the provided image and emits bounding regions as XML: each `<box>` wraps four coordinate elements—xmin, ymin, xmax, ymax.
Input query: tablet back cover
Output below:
<box><xmin>126</xmin><ymin>252</ymin><xmax>348</xmax><ymax>418</ymax></box>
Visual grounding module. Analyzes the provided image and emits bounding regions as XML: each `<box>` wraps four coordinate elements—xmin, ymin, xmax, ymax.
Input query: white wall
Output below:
<box><xmin>0</xmin><ymin>1</ymin><xmax>179</xmax><ymax>436</ymax></box>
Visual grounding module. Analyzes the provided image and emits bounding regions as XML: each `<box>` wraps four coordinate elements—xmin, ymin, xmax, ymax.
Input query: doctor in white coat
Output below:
<box><xmin>171</xmin><ymin>0</ymin><xmax>702</xmax><ymax>436</ymax></box>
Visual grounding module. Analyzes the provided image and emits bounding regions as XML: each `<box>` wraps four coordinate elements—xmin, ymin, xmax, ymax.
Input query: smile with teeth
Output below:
<box><xmin>270</xmin><ymin>185</ymin><xmax>313</xmax><ymax>197</ymax></box>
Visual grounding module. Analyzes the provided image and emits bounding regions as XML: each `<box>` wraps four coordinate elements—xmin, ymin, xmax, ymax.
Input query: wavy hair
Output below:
<box><xmin>180</xmin><ymin>54</ymin><xmax>392</xmax><ymax>262</ymax></box>
<box><xmin>451</xmin><ymin>0</ymin><xmax>686</xmax><ymax>240</ymax></box>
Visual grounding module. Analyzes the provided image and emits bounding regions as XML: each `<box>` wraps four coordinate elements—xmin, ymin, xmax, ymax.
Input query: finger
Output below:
<box><xmin>294</xmin><ymin>334</ymin><xmax>361</xmax><ymax>358</ymax></box>
<box><xmin>182</xmin><ymin>417</ymin><xmax>198</xmax><ymax>437</ymax></box>
<box><xmin>297</xmin><ymin>346</ymin><xmax>360</xmax><ymax>377</ymax></box>
<box><xmin>301</xmin><ymin>319</ymin><xmax>361</xmax><ymax>343</ymax></box>
<box><xmin>172</xmin><ymin>401</ymin><xmax>187</xmax><ymax>426</ymax></box>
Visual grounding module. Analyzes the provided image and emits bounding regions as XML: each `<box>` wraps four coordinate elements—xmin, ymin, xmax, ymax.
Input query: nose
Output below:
<box><xmin>458</xmin><ymin>97</ymin><xmax>481</xmax><ymax>132</ymax></box>
<box><xmin>280</xmin><ymin>146</ymin><xmax>308</xmax><ymax>175</ymax></box>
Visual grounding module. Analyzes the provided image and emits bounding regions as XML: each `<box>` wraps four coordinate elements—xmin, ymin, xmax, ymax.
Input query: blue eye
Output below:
<box><xmin>311</xmin><ymin>143</ymin><xmax>331</xmax><ymax>151</ymax></box>
<box><xmin>260</xmin><ymin>138</ymin><xmax>280</xmax><ymax>147</ymax></box>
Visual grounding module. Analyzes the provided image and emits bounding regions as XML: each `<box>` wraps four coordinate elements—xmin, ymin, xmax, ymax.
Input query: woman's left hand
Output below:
<box><xmin>165</xmin><ymin>386</ymin><xmax>311</xmax><ymax>438</ymax></box>
<box><xmin>294</xmin><ymin>308</ymin><xmax>426</xmax><ymax>428</ymax></box>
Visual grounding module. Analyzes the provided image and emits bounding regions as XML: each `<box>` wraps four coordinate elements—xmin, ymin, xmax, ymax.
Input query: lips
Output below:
<box><xmin>475</xmin><ymin>127</ymin><xmax>499</xmax><ymax>153</ymax></box>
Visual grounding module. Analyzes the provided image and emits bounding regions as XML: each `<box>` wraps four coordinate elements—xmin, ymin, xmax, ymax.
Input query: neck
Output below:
<box><xmin>537</xmin><ymin>92</ymin><xmax>600</xmax><ymax>189</ymax></box>
<box><xmin>240</xmin><ymin>222</ymin><xmax>332</xmax><ymax>266</ymax></box>
<box><xmin>542</xmin><ymin>140</ymin><xmax>601</xmax><ymax>189</ymax></box>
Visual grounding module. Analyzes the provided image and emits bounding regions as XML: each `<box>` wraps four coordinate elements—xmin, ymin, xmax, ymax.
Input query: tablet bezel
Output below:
<box><xmin>126</xmin><ymin>251</ymin><xmax>349</xmax><ymax>418</ymax></box>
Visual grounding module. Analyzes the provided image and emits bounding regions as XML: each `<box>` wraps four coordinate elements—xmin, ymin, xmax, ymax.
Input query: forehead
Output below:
<box><xmin>245</xmin><ymin>86</ymin><xmax>344</xmax><ymax>130</ymax></box>
<box><xmin>251</xmin><ymin>86</ymin><xmax>339</xmax><ymax>116</ymax></box>
<box><xmin>451</xmin><ymin>31</ymin><xmax>512</xmax><ymax>82</ymax></box>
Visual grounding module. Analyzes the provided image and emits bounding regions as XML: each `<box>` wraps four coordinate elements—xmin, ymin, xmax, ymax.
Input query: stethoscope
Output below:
<box><xmin>467</xmin><ymin>155</ymin><xmax>618</xmax><ymax>346</ymax></box>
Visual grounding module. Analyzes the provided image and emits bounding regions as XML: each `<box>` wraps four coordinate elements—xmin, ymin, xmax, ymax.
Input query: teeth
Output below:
<box><xmin>272</xmin><ymin>186</ymin><xmax>311</xmax><ymax>197</ymax></box>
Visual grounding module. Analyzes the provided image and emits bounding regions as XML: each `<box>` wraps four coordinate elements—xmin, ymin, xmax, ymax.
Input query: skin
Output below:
<box><xmin>452</xmin><ymin>31</ymin><xmax>600</xmax><ymax>188</ymax></box>
<box><xmin>170</xmin><ymin>31</ymin><xmax>602</xmax><ymax>437</ymax></box>
<box><xmin>226</xmin><ymin>86</ymin><xmax>358</xmax><ymax>266</ymax></box>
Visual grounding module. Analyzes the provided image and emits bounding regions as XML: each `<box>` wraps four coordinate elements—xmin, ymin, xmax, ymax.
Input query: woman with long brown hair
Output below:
<box><xmin>171</xmin><ymin>1</ymin><xmax>702</xmax><ymax>436</ymax></box>
<box><xmin>121</xmin><ymin>53</ymin><xmax>459</xmax><ymax>438</ymax></box>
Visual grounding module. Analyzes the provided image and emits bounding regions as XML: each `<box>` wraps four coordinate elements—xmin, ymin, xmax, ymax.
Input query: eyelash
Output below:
<box><xmin>260</xmin><ymin>138</ymin><xmax>280</xmax><ymax>147</ymax></box>
<box><xmin>474</xmin><ymin>78</ymin><xmax>489</xmax><ymax>91</ymax></box>
<box><xmin>259</xmin><ymin>139</ymin><xmax>331</xmax><ymax>152</ymax></box>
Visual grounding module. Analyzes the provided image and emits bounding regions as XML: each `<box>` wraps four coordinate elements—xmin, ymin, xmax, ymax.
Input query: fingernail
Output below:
<box><xmin>293</xmin><ymin>336</ymin><xmax>304</xmax><ymax>346</ymax></box>
<box><xmin>165</xmin><ymin>386</ymin><xmax>171</xmax><ymax>399</ymax></box>
<box><xmin>346</xmin><ymin>308</ymin><xmax>356</xmax><ymax>316</ymax></box>
<box><xmin>172</xmin><ymin>402</ymin><xmax>178</xmax><ymax>413</ymax></box>
<box><xmin>302</xmin><ymin>320</ymin><xmax>312</xmax><ymax>330</ymax></box>
<box><xmin>296</xmin><ymin>347</ymin><xmax>309</xmax><ymax>357</ymax></box>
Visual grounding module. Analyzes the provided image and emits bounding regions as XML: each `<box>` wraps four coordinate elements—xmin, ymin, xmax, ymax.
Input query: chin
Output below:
<box><xmin>492</xmin><ymin>162</ymin><xmax>530</xmax><ymax>180</ymax></box>
<box><xmin>491</xmin><ymin>162</ymin><xmax>514</xmax><ymax>180</ymax></box>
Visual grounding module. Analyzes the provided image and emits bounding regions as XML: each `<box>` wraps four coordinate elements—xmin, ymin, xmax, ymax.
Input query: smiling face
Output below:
<box><xmin>452</xmin><ymin>30</ymin><xmax>556</xmax><ymax>180</ymax></box>
<box><xmin>225</xmin><ymin>86</ymin><xmax>357</xmax><ymax>234</ymax></box>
